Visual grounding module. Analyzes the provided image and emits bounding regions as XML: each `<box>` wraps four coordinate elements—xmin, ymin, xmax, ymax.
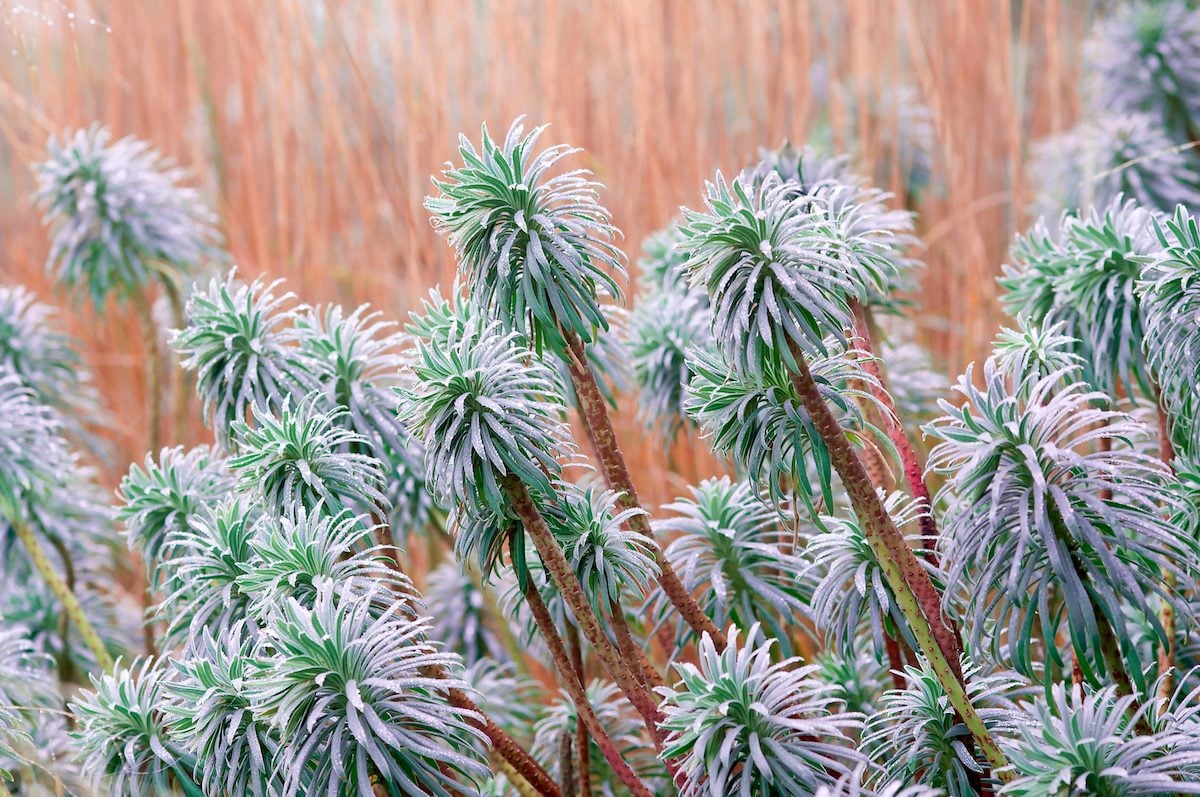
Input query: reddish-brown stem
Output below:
<box><xmin>565</xmin><ymin>625</ymin><xmax>592</xmax><ymax>797</ymax></box>
<box><xmin>445</xmin><ymin>684</ymin><xmax>560</xmax><ymax>797</ymax></box>
<box><xmin>850</xmin><ymin>301</ymin><xmax>941</xmax><ymax>566</ymax></box>
<box><xmin>562</xmin><ymin>334</ymin><xmax>727</xmax><ymax>651</ymax></box>
<box><xmin>884</xmin><ymin>633</ymin><xmax>907</xmax><ymax>691</ymax></box>
<box><xmin>786</xmin><ymin>341</ymin><xmax>964</xmax><ymax>682</ymax></box>
<box><xmin>523</xmin><ymin>583</ymin><xmax>654</xmax><ymax>797</ymax></box>
<box><xmin>1155</xmin><ymin>384</ymin><xmax>1177</xmax><ymax>700</ymax></box>
<box><xmin>504</xmin><ymin>476</ymin><xmax>667</xmax><ymax>749</ymax></box>
<box><xmin>610</xmin><ymin>601</ymin><xmax>667</xmax><ymax>692</ymax></box>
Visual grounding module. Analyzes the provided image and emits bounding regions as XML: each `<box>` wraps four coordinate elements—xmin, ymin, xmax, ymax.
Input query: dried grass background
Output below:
<box><xmin>0</xmin><ymin>0</ymin><xmax>1087</xmax><ymax>503</ymax></box>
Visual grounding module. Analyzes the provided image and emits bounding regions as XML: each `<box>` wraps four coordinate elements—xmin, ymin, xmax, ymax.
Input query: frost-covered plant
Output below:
<box><xmin>172</xmin><ymin>273</ymin><xmax>317</xmax><ymax>445</ymax></box>
<box><xmin>741</xmin><ymin>142</ymin><xmax>856</xmax><ymax>197</ymax></box>
<box><xmin>803</xmin><ymin>490</ymin><xmax>930</xmax><ymax>659</ymax></box>
<box><xmin>636</xmin><ymin>221</ymin><xmax>692</xmax><ymax>295</ymax></box>
<box><xmin>815</xmin><ymin>767</ymin><xmax>943</xmax><ymax>797</ymax></box>
<box><xmin>424</xmin><ymin>561</ymin><xmax>511</xmax><ymax>666</ymax></box>
<box><xmin>1084</xmin><ymin>0</ymin><xmax>1200</xmax><ymax>144</ymax></box>
<box><xmin>35</xmin><ymin>126</ymin><xmax>220</xmax><ymax>309</ymax></box>
<box><xmin>1000</xmin><ymin>195</ymin><xmax>1160</xmax><ymax>397</ymax></box>
<box><xmin>926</xmin><ymin>359</ymin><xmax>1200</xmax><ymax>686</ymax></box>
<box><xmin>876</xmin><ymin>340</ymin><xmax>948</xmax><ymax>421</ymax></box>
<box><xmin>1028</xmin><ymin>114</ymin><xmax>1200</xmax><ymax>216</ymax></box>
<box><xmin>248</xmin><ymin>587</ymin><xmax>489</xmax><ymax>796</ymax></box>
<box><xmin>0</xmin><ymin>626</ymin><xmax>58</xmax><ymax>780</ymax></box>
<box><xmin>463</xmin><ymin>658</ymin><xmax>540</xmax><ymax>741</ymax></box>
<box><xmin>426</xmin><ymin>117</ymin><xmax>625</xmax><ymax>355</ymax></box>
<box><xmin>230</xmin><ymin>395</ymin><xmax>387</xmax><ymax>518</ymax></box>
<box><xmin>71</xmin><ymin>658</ymin><xmax>199</xmax><ymax>797</ymax></box>
<box><xmin>1142</xmin><ymin>205</ymin><xmax>1200</xmax><ymax>457</ymax></box>
<box><xmin>116</xmin><ymin>445</ymin><xmax>234</xmax><ymax>582</ymax></box>
<box><xmin>814</xmin><ymin>651</ymin><xmax>889</xmax><ymax>716</ymax></box>
<box><xmin>864</xmin><ymin>659</ymin><xmax>1025</xmax><ymax>794</ymax></box>
<box><xmin>164</xmin><ymin>627</ymin><xmax>278</xmax><ymax>797</ymax></box>
<box><xmin>658</xmin><ymin>625</ymin><xmax>863</xmax><ymax>796</ymax></box>
<box><xmin>648</xmin><ymin>477</ymin><xmax>807</xmax><ymax>649</ymax></box>
<box><xmin>1004</xmin><ymin>684</ymin><xmax>1200</xmax><ymax>795</ymax></box>
<box><xmin>0</xmin><ymin>373</ymin><xmax>69</xmax><ymax>520</ymax></box>
<box><xmin>238</xmin><ymin>507</ymin><xmax>411</xmax><ymax>619</ymax></box>
<box><xmin>992</xmin><ymin>317</ymin><xmax>1082</xmax><ymax>390</ymax></box>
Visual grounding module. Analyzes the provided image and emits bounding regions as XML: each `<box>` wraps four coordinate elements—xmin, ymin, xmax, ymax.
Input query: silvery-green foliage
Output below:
<box><xmin>532</xmin><ymin>679</ymin><xmax>664</xmax><ymax>794</ymax></box>
<box><xmin>863</xmin><ymin>658</ymin><xmax>1025</xmax><ymax>794</ymax></box>
<box><xmin>172</xmin><ymin>273</ymin><xmax>318</xmax><ymax>446</ymax></box>
<box><xmin>815</xmin><ymin>767</ymin><xmax>943</xmax><ymax>797</ymax></box>
<box><xmin>238</xmin><ymin>507</ymin><xmax>411</xmax><ymax>620</ymax></box>
<box><xmin>637</xmin><ymin>220</ymin><xmax>692</xmax><ymax>295</ymax></box>
<box><xmin>815</xmin><ymin>651</ymin><xmax>889</xmax><ymax>716</ymax></box>
<box><xmin>992</xmin><ymin>317</ymin><xmax>1082</xmax><ymax>392</ymax></box>
<box><xmin>647</xmin><ymin>477</ymin><xmax>808</xmax><ymax>651</ymax></box>
<box><xmin>71</xmin><ymin>658</ymin><xmax>200</xmax><ymax>797</ymax></box>
<box><xmin>0</xmin><ymin>285</ymin><xmax>103</xmax><ymax>438</ymax></box>
<box><xmin>116</xmin><ymin>445</ymin><xmax>234</xmax><ymax>583</ymax></box>
<box><xmin>1028</xmin><ymin>114</ymin><xmax>1200</xmax><ymax>216</ymax></box>
<box><xmin>451</xmin><ymin>501</ymin><xmax>529</xmax><ymax>584</ymax></box>
<box><xmin>877</xmin><ymin>340</ymin><xmax>948</xmax><ymax>421</ymax></box>
<box><xmin>424</xmin><ymin>560</ymin><xmax>510</xmax><ymax>666</ymax></box>
<box><xmin>230</xmin><ymin>395</ymin><xmax>387</xmax><ymax>518</ymax></box>
<box><xmin>0</xmin><ymin>626</ymin><xmax>57</xmax><ymax>778</ymax></box>
<box><xmin>1000</xmin><ymin>195</ymin><xmax>1160</xmax><ymax>397</ymax></box>
<box><xmin>1142</xmin><ymin>205</ymin><xmax>1200</xmax><ymax>457</ymax></box>
<box><xmin>0</xmin><ymin>372</ymin><xmax>69</xmax><ymax>521</ymax></box>
<box><xmin>925</xmin><ymin>359</ymin><xmax>1199</xmax><ymax>684</ymax></box>
<box><xmin>678</xmin><ymin>172</ymin><xmax>858</xmax><ymax>378</ymax></box>
<box><xmin>248</xmin><ymin>588</ymin><xmax>489</xmax><ymax>797</ymax></box>
<box><xmin>156</xmin><ymin>498</ymin><xmax>260</xmax><ymax>646</ymax></box>
<box><xmin>164</xmin><ymin>626</ymin><xmax>278</xmax><ymax>797</ymax></box>
<box><xmin>0</xmin><ymin>705</ymin><xmax>87</xmax><ymax>796</ymax></box>
<box><xmin>405</xmin><ymin>284</ymin><xmax>477</xmax><ymax>353</ymax></box>
<box><xmin>398</xmin><ymin>326</ymin><xmax>571</xmax><ymax>515</ymax></box>
<box><xmin>546</xmin><ymin>481</ymin><xmax>657</xmax><ymax>612</ymax></box>
<box><xmin>297</xmin><ymin>304</ymin><xmax>434</xmax><ymax>534</ymax></box>
<box><xmin>35</xmin><ymin>126</ymin><xmax>220</xmax><ymax>309</ymax></box>
<box><xmin>463</xmin><ymin>659</ymin><xmax>539</xmax><ymax>743</ymax></box>
<box><xmin>741</xmin><ymin>142</ymin><xmax>856</xmax><ymax>197</ymax></box>
<box><xmin>803</xmin><ymin>490</ymin><xmax>931</xmax><ymax>659</ymax></box>
<box><xmin>685</xmin><ymin>342</ymin><xmax>885</xmax><ymax>508</ymax></box>
<box><xmin>1003</xmin><ymin>684</ymin><xmax>1200</xmax><ymax>796</ymax></box>
<box><xmin>658</xmin><ymin>625</ymin><xmax>864</xmax><ymax>796</ymax></box>
<box><xmin>426</xmin><ymin>117</ymin><xmax>625</xmax><ymax>355</ymax></box>
<box><xmin>626</xmin><ymin>287</ymin><xmax>715</xmax><ymax>439</ymax></box>
<box><xmin>1084</xmin><ymin>0</ymin><xmax>1200</xmax><ymax>144</ymax></box>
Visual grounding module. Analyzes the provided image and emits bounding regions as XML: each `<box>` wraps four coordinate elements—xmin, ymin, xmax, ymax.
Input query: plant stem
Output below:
<box><xmin>503</xmin><ymin>475</ymin><xmax>667</xmax><ymax>748</ymax></box>
<box><xmin>562</xmin><ymin>334</ymin><xmax>727</xmax><ymax>651</ymax></box>
<box><xmin>565</xmin><ymin>625</ymin><xmax>592</xmax><ymax>797</ymax></box>
<box><xmin>884</xmin><ymin>634</ymin><xmax>906</xmax><ymax>691</ymax></box>
<box><xmin>610</xmin><ymin>602</ymin><xmax>667</xmax><ymax>691</ymax></box>
<box><xmin>523</xmin><ymin>583</ymin><xmax>654</xmax><ymax>797</ymax></box>
<box><xmin>445</xmin><ymin>683</ymin><xmax>561</xmax><ymax>797</ymax></box>
<box><xmin>489</xmin><ymin>750</ymin><xmax>541</xmax><ymax>797</ymax></box>
<box><xmin>785</xmin><ymin>346</ymin><xmax>1012</xmax><ymax>779</ymax></box>
<box><xmin>10</xmin><ymin>517</ymin><xmax>113</xmax><ymax>671</ymax></box>
<box><xmin>1155</xmin><ymin>386</ymin><xmax>1177</xmax><ymax>700</ymax></box>
<box><xmin>160</xmin><ymin>274</ymin><xmax>191</xmax><ymax>443</ymax></box>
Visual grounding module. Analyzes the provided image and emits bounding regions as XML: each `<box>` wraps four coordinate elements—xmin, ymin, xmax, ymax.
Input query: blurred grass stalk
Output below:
<box><xmin>0</xmin><ymin>0</ymin><xmax>1083</xmax><ymax>499</ymax></box>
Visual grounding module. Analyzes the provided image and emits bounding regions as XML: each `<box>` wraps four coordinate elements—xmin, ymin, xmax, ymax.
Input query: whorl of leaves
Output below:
<box><xmin>0</xmin><ymin>372</ymin><xmax>70</xmax><ymax>520</ymax></box>
<box><xmin>1084</xmin><ymin>0</ymin><xmax>1200</xmax><ymax>143</ymax></box>
<box><xmin>1000</xmin><ymin>195</ymin><xmax>1160</xmax><ymax>397</ymax></box>
<box><xmin>802</xmin><ymin>490</ymin><xmax>930</xmax><ymax>659</ymax></box>
<box><xmin>863</xmin><ymin>658</ymin><xmax>1025</xmax><ymax>794</ymax></box>
<box><xmin>424</xmin><ymin>561</ymin><xmax>510</xmax><ymax>666</ymax></box>
<box><xmin>172</xmin><ymin>273</ymin><xmax>317</xmax><ymax>445</ymax></box>
<box><xmin>648</xmin><ymin>477</ymin><xmax>807</xmax><ymax>650</ymax></box>
<box><xmin>116</xmin><ymin>445</ymin><xmax>234</xmax><ymax>580</ymax></box>
<box><xmin>741</xmin><ymin>141</ymin><xmax>856</xmax><ymax>196</ymax></box>
<box><xmin>992</xmin><ymin>317</ymin><xmax>1082</xmax><ymax>391</ymax></box>
<box><xmin>164</xmin><ymin>627</ymin><xmax>278</xmax><ymax>797</ymax></box>
<box><xmin>426</xmin><ymin>117</ymin><xmax>625</xmax><ymax>355</ymax></box>
<box><xmin>71</xmin><ymin>658</ymin><xmax>198</xmax><ymax>797</ymax></box>
<box><xmin>397</xmin><ymin>326</ymin><xmax>570</xmax><ymax>515</ymax></box>
<box><xmin>230</xmin><ymin>395</ymin><xmax>387</xmax><ymax>518</ymax></box>
<box><xmin>1142</xmin><ymin>205</ymin><xmax>1200</xmax><ymax>458</ymax></box>
<box><xmin>248</xmin><ymin>588</ymin><xmax>489</xmax><ymax>797</ymax></box>
<box><xmin>925</xmin><ymin>359</ymin><xmax>1200</xmax><ymax>684</ymax></box>
<box><xmin>877</xmin><ymin>340</ymin><xmax>949</xmax><ymax>421</ymax></box>
<box><xmin>657</xmin><ymin>625</ymin><xmax>864</xmax><ymax>796</ymax></box>
<box><xmin>815</xmin><ymin>767</ymin><xmax>943</xmax><ymax>797</ymax></box>
<box><xmin>35</xmin><ymin>126</ymin><xmax>220</xmax><ymax>308</ymax></box>
<box><xmin>636</xmin><ymin>220</ymin><xmax>692</xmax><ymax>294</ymax></box>
<box><xmin>1004</xmin><ymin>684</ymin><xmax>1200</xmax><ymax>796</ymax></box>
<box><xmin>1028</xmin><ymin>114</ymin><xmax>1200</xmax><ymax>216</ymax></box>
<box><xmin>0</xmin><ymin>625</ymin><xmax>58</xmax><ymax>776</ymax></box>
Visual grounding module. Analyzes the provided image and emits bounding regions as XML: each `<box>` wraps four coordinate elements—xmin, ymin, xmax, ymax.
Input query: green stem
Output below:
<box><xmin>785</xmin><ymin>348</ymin><xmax>1012</xmax><ymax>780</ymax></box>
<box><xmin>10</xmin><ymin>517</ymin><xmax>113</xmax><ymax>671</ymax></box>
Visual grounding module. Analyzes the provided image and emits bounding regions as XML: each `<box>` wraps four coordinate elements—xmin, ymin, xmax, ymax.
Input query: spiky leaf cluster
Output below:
<box><xmin>426</xmin><ymin>118</ymin><xmax>625</xmax><ymax>355</ymax></box>
<box><xmin>741</xmin><ymin>142</ymin><xmax>856</xmax><ymax>196</ymax></box>
<box><xmin>925</xmin><ymin>359</ymin><xmax>1200</xmax><ymax>683</ymax></box>
<box><xmin>35</xmin><ymin>126</ymin><xmax>220</xmax><ymax>308</ymax></box>
<box><xmin>877</xmin><ymin>340</ymin><xmax>948</xmax><ymax>421</ymax></box>
<box><xmin>0</xmin><ymin>625</ymin><xmax>58</xmax><ymax>779</ymax></box>
<box><xmin>992</xmin><ymin>317</ymin><xmax>1082</xmax><ymax>391</ymax></box>
<box><xmin>648</xmin><ymin>477</ymin><xmax>808</xmax><ymax>650</ymax></box>
<box><xmin>116</xmin><ymin>445</ymin><xmax>234</xmax><ymax>581</ymax></box>
<box><xmin>424</xmin><ymin>561</ymin><xmax>511</xmax><ymax>666</ymax></box>
<box><xmin>864</xmin><ymin>658</ymin><xmax>1025</xmax><ymax>794</ymax></box>
<box><xmin>0</xmin><ymin>372</ymin><xmax>70</xmax><ymax>521</ymax></box>
<box><xmin>247</xmin><ymin>588</ymin><xmax>488</xmax><ymax>797</ymax></box>
<box><xmin>636</xmin><ymin>220</ymin><xmax>692</xmax><ymax>294</ymax></box>
<box><xmin>71</xmin><ymin>658</ymin><xmax>199</xmax><ymax>797</ymax></box>
<box><xmin>1000</xmin><ymin>195</ymin><xmax>1160</xmax><ymax>397</ymax></box>
<box><xmin>815</xmin><ymin>767</ymin><xmax>943</xmax><ymax>797</ymax></box>
<box><xmin>658</xmin><ymin>625</ymin><xmax>864</xmax><ymax>796</ymax></box>
<box><xmin>172</xmin><ymin>273</ymin><xmax>317</xmax><ymax>445</ymax></box>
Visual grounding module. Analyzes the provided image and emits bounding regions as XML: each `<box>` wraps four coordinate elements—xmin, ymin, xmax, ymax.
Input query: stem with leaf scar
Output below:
<box><xmin>562</xmin><ymin>333</ymin><xmax>727</xmax><ymax>651</ymax></box>
<box><xmin>785</xmin><ymin>344</ymin><xmax>1013</xmax><ymax>779</ymax></box>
